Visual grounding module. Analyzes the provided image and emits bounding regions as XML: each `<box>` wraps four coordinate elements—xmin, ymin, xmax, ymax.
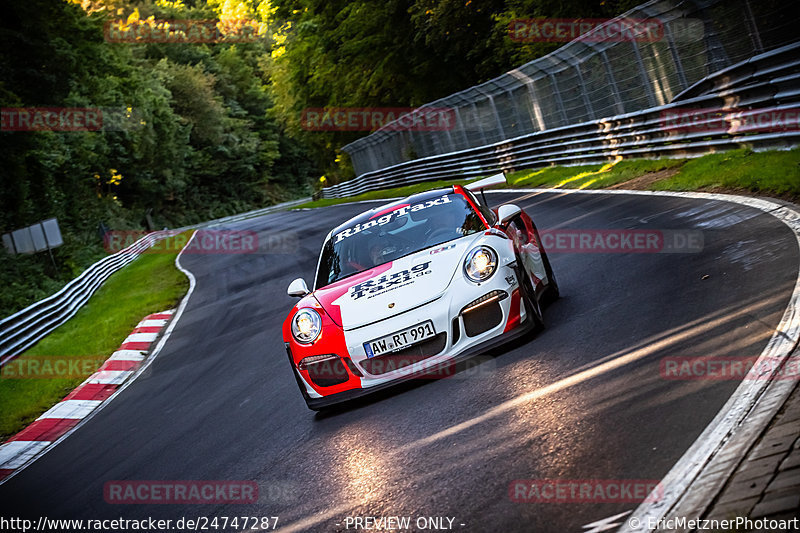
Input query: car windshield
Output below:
<box><xmin>315</xmin><ymin>192</ymin><xmax>486</xmax><ymax>288</ymax></box>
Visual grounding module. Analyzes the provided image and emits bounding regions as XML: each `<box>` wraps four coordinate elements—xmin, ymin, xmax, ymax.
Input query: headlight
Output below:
<box><xmin>464</xmin><ymin>246</ymin><xmax>497</xmax><ymax>282</ymax></box>
<box><xmin>291</xmin><ymin>308</ymin><xmax>322</xmax><ymax>344</ymax></box>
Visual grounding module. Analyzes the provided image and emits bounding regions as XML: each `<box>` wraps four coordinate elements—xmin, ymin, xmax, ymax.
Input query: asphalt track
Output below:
<box><xmin>0</xmin><ymin>190</ymin><xmax>797</xmax><ymax>533</ymax></box>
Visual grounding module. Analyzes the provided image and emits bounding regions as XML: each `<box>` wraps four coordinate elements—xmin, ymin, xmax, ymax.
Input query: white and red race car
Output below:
<box><xmin>282</xmin><ymin>175</ymin><xmax>558</xmax><ymax>410</ymax></box>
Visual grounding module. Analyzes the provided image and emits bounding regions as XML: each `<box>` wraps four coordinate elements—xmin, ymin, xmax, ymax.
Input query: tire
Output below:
<box><xmin>541</xmin><ymin>249</ymin><xmax>560</xmax><ymax>306</ymax></box>
<box><xmin>516</xmin><ymin>263</ymin><xmax>544</xmax><ymax>331</ymax></box>
<box><xmin>530</xmin><ymin>224</ymin><xmax>559</xmax><ymax>306</ymax></box>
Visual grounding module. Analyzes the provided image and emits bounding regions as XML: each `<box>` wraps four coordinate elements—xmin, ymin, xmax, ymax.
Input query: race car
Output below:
<box><xmin>282</xmin><ymin>174</ymin><xmax>558</xmax><ymax>410</ymax></box>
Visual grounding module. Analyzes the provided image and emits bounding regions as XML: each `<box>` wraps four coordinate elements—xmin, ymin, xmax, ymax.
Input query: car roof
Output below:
<box><xmin>329</xmin><ymin>186</ymin><xmax>456</xmax><ymax>238</ymax></box>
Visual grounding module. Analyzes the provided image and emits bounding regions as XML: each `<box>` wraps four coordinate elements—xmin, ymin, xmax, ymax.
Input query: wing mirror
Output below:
<box><xmin>287</xmin><ymin>278</ymin><xmax>310</xmax><ymax>298</ymax></box>
<box><xmin>496</xmin><ymin>204</ymin><xmax>522</xmax><ymax>226</ymax></box>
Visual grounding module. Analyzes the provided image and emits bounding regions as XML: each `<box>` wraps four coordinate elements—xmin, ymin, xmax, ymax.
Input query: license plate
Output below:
<box><xmin>364</xmin><ymin>320</ymin><xmax>436</xmax><ymax>358</ymax></box>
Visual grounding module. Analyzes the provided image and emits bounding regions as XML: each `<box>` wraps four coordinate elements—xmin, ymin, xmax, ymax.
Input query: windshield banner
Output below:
<box><xmin>333</xmin><ymin>195</ymin><xmax>452</xmax><ymax>243</ymax></box>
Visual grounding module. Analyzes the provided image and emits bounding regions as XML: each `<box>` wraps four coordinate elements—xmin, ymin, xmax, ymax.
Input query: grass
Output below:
<box><xmin>298</xmin><ymin>148</ymin><xmax>800</xmax><ymax>209</ymax></box>
<box><xmin>503</xmin><ymin>158</ymin><xmax>686</xmax><ymax>189</ymax></box>
<box><xmin>651</xmin><ymin>147</ymin><xmax>800</xmax><ymax>198</ymax></box>
<box><xmin>0</xmin><ymin>232</ymin><xmax>191</xmax><ymax>441</ymax></box>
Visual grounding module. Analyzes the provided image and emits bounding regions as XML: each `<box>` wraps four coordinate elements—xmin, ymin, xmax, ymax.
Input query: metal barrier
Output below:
<box><xmin>340</xmin><ymin>0</ymin><xmax>799</xmax><ymax>179</ymax></box>
<box><xmin>0</xmin><ymin>231</ymin><xmax>176</xmax><ymax>365</ymax></box>
<box><xmin>321</xmin><ymin>41</ymin><xmax>800</xmax><ymax>199</ymax></box>
<box><xmin>181</xmin><ymin>197</ymin><xmax>312</xmax><ymax>229</ymax></box>
<box><xmin>0</xmin><ymin>195</ymin><xmax>312</xmax><ymax>364</ymax></box>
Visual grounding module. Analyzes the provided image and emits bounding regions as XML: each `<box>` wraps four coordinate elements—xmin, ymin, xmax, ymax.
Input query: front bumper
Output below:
<box><xmin>301</xmin><ymin>315</ymin><xmax>534</xmax><ymax>410</ymax></box>
<box><xmin>289</xmin><ymin>260</ymin><xmax>533</xmax><ymax>409</ymax></box>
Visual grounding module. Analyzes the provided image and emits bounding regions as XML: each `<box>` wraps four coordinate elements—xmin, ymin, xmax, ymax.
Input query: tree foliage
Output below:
<box><xmin>0</xmin><ymin>0</ymin><xmax>642</xmax><ymax>315</ymax></box>
<box><xmin>0</xmin><ymin>0</ymin><xmax>313</xmax><ymax>315</ymax></box>
<box><xmin>267</xmin><ymin>0</ymin><xmax>643</xmax><ymax>181</ymax></box>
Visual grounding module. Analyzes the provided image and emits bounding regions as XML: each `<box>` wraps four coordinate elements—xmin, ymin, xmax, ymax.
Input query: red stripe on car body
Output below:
<box><xmin>503</xmin><ymin>289</ymin><xmax>522</xmax><ymax>333</ymax></box>
<box><xmin>311</xmin><ymin>262</ymin><xmax>393</xmax><ymax>326</ymax></box>
<box><xmin>453</xmin><ymin>184</ymin><xmax>490</xmax><ymax>227</ymax></box>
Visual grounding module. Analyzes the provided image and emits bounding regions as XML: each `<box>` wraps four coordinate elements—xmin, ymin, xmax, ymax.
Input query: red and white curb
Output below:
<box><xmin>0</xmin><ymin>310</ymin><xmax>175</xmax><ymax>482</ymax></box>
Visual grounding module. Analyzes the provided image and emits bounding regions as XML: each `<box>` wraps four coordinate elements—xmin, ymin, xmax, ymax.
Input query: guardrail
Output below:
<box><xmin>321</xmin><ymin>41</ymin><xmax>799</xmax><ymax>199</ymax></box>
<box><xmin>0</xmin><ymin>196</ymin><xmax>312</xmax><ymax>365</ymax></box>
<box><xmin>181</xmin><ymin>197</ymin><xmax>312</xmax><ymax>229</ymax></box>
<box><xmin>341</xmin><ymin>0</ymin><xmax>798</xmax><ymax>177</ymax></box>
<box><xmin>0</xmin><ymin>231</ymin><xmax>176</xmax><ymax>366</ymax></box>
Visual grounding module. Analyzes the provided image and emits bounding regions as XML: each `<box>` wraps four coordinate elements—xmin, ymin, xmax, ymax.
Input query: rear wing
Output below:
<box><xmin>465</xmin><ymin>173</ymin><xmax>507</xmax><ymax>206</ymax></box>
<box><xmin>465</xmin><ymin>173</ymin><xmax>507</xmax><ymax>192</ymax></box>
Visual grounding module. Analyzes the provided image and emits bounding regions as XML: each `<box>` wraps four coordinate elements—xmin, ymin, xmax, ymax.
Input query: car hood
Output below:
<box><xmin>313</xmin><ymin>234</ymin><xmax>482</xmax><ymax>330</ymax></box>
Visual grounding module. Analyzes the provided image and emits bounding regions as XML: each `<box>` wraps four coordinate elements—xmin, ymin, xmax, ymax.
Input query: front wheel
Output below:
<box><xmin>517</xmin><ymin>264</ymin><xmax>544</xmax><ymax>331</ymax></box>
<box><xmin>541</xmin><ymin>249</ymin><xmax>559</xmax><ymax>305</ymax></box>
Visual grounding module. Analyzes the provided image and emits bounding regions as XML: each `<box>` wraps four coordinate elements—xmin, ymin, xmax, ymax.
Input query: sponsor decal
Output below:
<box><xmin>334</xmin><ymin>195</ymin><xmax>452</xmax><ymax>243</ymax></box>
<box><xmin>429</xmin><ymin>244</ymin><xmax>456</xmax><ymax>254</ymax></box>
<box><xmin>349</xmin><ymin>262</ymin><xmax>432</xmax><ymax>300</ymax></box>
